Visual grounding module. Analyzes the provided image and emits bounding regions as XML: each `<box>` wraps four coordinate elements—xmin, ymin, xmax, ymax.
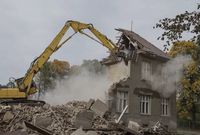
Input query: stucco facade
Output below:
<box><xmin>108</xmin><ymin>29</ymin><xmax>177</xmax><ymax>131</ymax></box>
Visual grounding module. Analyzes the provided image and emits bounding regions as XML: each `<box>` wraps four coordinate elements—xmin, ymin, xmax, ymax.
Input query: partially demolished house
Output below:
<box><xmin>107</xmin><ymin>29</ymin><xmax>177</xmax><ymax>131</ymax></box>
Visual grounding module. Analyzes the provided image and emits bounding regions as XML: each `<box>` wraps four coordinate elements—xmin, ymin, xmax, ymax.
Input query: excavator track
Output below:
<box><xmin>0</xmin><ymin>99</ymin><xmax>45</xmax><ymax>106</ymax></box>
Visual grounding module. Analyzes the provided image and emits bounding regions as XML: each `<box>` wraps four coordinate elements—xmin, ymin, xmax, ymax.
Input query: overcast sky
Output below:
<box><xmin>0</xmin><ymin>0</ymin><xmax>197</xmax><ymax>84</ymax></box>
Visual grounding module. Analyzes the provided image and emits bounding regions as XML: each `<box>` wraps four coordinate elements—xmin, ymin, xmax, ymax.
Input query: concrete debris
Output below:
<box><xmin>3</xmin><ymin>111</ymin><xmax>14</xmax><ymax>122</ymax></box>
<box><xmin>71</xmin><ymin>128</ymin><xmax>87</xmax><ymax>135</ymax></box>
<box><xmin>74</xmin><ymin>110</ymin><xmax>94</xmax><ymax>129</ymax></box>
<box><xmin>112</xmin><ymin>123</ymin><xmax>140</xmax><ymax>135</ymax></box>
<box><xmin>1</xmin><ymin>130</ymin><xmax>29</xmax><ymax>135</ymax></box>
<box><xmin>148</xmin><ymin>121</ymin><xmax>172</xmax><ymax>135</ymax></box>
<box><xmin>128</xmin><ymin>121</ymin><xmax>141</xmax><ymax>132</ymax></box>
<box><xmin>0</xmin><ymin>105</ymin><xmax>11</xmax><ymax>111</ymax></box>
<box><xmin>86</xmin><ymin>131</ymin><xmax>98</xmax><ymax>135</ymax></box>
<box><xmin>24</xmin><ymin>121</ymin><xmax>53</xmax><ymax>135</ymax></box>
<box><xmin>90</xmin><ymin>99</ymin><xmax>108</xmax><ymax>117</ymax></box>
<box><xmin>71</xmin><ymin>128</ymin><xmax>109</xmax><ymax>135</ymax></box>
<box><xmin>42</xmin><ymin>103</ymin><xmax>50</xmax><ymax>110</ymax></box>
<box><xmin>0</xmin><ymin>101</ymin><xmax>125</xmax><ymax>135</ymax></box>
<box><xmin>0</xmin><ymin>99</ymin><xmax>161</xmax><ymax>135</ymax></box>
<box><xmin>35</xmin><ymin>116</ymin><xmax>53</xmax><ymax>128</ymax></box>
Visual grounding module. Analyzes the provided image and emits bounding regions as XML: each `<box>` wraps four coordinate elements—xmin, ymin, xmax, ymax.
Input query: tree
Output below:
<box><xmin>68</xmin><ymin>59</ymin><xmax>106</xmax><ymax>76</ymax></box>
<box><xmin>35</xmin><ymin>59</ymin><xmax>70</xmax><ymax>97</ymax></box>
<box><xmin>51</xmin><ymin>59</ymin><xmax>70</xmax><ymax>80</ymax></box>
<box><xmin>35</xmin><ymin>62</ymin><xmax>55</xmax><ymax>97</ymax></box>
<box><xmin>155</xmin><ymin>5</ymin><xmax>200</xmax><ymax>128</ymax></box>
<box><xmin>154</xmin><ymin>6</ymin><xmax>200</xmax><ymax>52</ymax></box>
<box><xmin>169</xmin><ymin>41</ymin><xmax>200</xmax><ymax>128</ymax></box>
<box><xmin>81</xmin><ymin>59</ymin><xmax>105</xmax><ymax>74</ymax></box>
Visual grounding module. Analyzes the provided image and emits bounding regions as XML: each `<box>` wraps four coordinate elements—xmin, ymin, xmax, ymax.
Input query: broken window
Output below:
<box><xmin>161</xmin><ymin>98</ymin><xmax>170</xmax><ymax>116</ymax></box>
<box><xmin>140</xmin><ymin>95</ymin><xmax>151</xmax><ymax>115</ymax></box>
<box><xmin>117</xmin><ymin>91</ymin><xmax>128</xmax><ymax>112</ymax></box>
<box><xmin>141</xmin><ymin>61</ymin><xmax>151</xmax><ymax>81</ymax></box>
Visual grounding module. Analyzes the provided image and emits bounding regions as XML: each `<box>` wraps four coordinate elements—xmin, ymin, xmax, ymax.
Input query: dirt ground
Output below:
<box><xmin>177</xmin><ymin>129</ymin><xmax>200</xmax><ymax>135</ymax></box>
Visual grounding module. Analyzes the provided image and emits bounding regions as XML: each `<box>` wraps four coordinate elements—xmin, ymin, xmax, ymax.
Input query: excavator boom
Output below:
<box><xmin>0</xmin><ymin>20</ymin><xmax>131</xmax><ymax>103</ymax></box>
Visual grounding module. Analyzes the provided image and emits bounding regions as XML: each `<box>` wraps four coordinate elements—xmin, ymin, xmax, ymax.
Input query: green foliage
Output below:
<box><xmin>35</xmin><ymin>59</ymin><xmax>70</xmax><ymax>95</ymax></box>
<box><xmin>169</xmin><ymin>41</ymin><xmax>198</xmax><ymax>59</ymax></box>
<box><xmin>51</xmin><ymin>59</ymin><xmax>70</xmax><ymax>79</ymax></box>
<box><xmin>36</xmin><ymin>62</ymin><xmax>55</xmax><ymax>91</ymax></box>
<box><xmin>155</xmin><ymin>6</ymin><xmax>200</xmax><ymax>51</ymax></box>
<box><xmin>81</xmin><ymin>59</ymin><xmax>105</xmax><ymax>74</ymax></box>
<box><xmin>155</xmin><ymin>5</ymin><xmax>200</xmax><ymax>127</ymax></box>
<box><xmin>35</xmin><ymin>59</ymin><xmax>104</xmax><ymax>97</ymax></box>
<box><xmin>169</xmin><ymin>41</ymin><xmax>200</xmax><ymax>128</ymax></box>
<box><xmin>68</xmin><ymin>59</ymin><xmax>105</xmax><ymax>76</ymax></box>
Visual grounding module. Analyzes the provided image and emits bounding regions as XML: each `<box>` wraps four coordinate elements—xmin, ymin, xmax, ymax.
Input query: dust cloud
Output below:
<box><xmin>147</xmin><ymin>55</ymin><xmax>191</xmax><ymax>97</ymax></box>
<box><xmin>42</xmin><ymin>61</ymin><xmax>129</xmax><ymax>105</ymax></box>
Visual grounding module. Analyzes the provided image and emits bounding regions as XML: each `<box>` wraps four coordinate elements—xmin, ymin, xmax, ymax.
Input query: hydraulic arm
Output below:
<box><xmin>0</xmin><ymin>20</ymin><xmax>131</xmax><ymax>103</ymax></box>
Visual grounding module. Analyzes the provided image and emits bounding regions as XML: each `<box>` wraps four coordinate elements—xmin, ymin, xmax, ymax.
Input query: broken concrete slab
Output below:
<box><xmin>86</xmin><ymin>131</ymin><xmax>98</xmax><ymax>135</ymax></box>
<box><xmin>0</xmin><ymin>101</ymin><xmax>123</xmax><ymax>134</ymax></box>
<box><xmin>113</xmin><ymin>123</ymin><xmax>140</xmax><ymax>135</ymax></box>
<box><xmin>1</xmin><ymin>130</ymin><xmax>29</xmax><ymax>135</ymax></box>
<box><xmin>71</xmin><ymin>128</ymin><xmax>87</xmax><ymax>135</ymax></box>
<box><xmin>3</xmin><ymin>111</ymin><xmax>14</xmax><ymax>122</ymax></box>
<box><xmin>42</xmin><ymin>103</ymin><xmax>50</xmax><ymax>110</ymax></box>
<box><xmin>35</xmin><ymin>116</ymin><xmax>53</xmax><ymax>128</ymax></box>
<box><xmin>24</xmin><ymin>121</ymin><xmax>53</xmax><ymax>135</ymax></box>
<box><xmin>90</xmin><ymin>99</ymin><xmax>108</xmax><ymax>117</ymax></box>
<box><xmin>128</xmin><ymin>121</ymin><xmax>141</xmax><ymax>132</ymax></box>
<box><xmin>14</xmin><ymin>122</ymin><xmax>27</xmax><ymax>130</ymax></box>
<box><xmin>0</xmin><ymin>105</ymin><xmax>11</xmax><ymax>111</ymax></box>
<box><xmin>74</xmin><ymin>110</ymin><xmax>94</xmax><ymax>129</ymax></box>
<box><xmin>71</xmin><ymin>128</ymin><xmax>98</xmax><ymax>135</ymax></box>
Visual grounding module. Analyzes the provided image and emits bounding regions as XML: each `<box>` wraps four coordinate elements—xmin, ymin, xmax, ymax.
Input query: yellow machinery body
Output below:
<box><xmin>0</xmin><ymin>88</ymin><xmax>26</xmax><ymax>99</ymax></box>
<box><xmin>0</xmin><ymin>87</ymin><xmax>36</xmax><ymax>99</ymax></box>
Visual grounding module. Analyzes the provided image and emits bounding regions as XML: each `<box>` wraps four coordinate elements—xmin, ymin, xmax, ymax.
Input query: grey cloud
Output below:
<box><xmin>0</xmin><ymin>0</ymin><xmax>197</xmax><ymax>84</ymax></box>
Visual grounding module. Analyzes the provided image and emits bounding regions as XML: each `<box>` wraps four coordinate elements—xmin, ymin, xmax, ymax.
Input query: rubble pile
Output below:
<box><xmin>0</xmin><ymin>101</ymin><xmax>125</xmax><ymax>135</ymax></box>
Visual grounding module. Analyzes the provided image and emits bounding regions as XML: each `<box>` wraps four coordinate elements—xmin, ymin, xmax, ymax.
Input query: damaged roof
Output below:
<box><xmin>116</xmin><ymin>28</ymin><xmax>170</xmax><ymax>60</ymax></box>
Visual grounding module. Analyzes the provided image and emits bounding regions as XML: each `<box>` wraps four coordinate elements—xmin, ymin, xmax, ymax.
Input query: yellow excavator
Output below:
<box><xmin>0</xmin><ymin>20</ymin><xmax>132</xmax><ymax>105</ymax></box>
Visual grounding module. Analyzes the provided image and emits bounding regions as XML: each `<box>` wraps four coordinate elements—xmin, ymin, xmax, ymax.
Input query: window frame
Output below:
<box><xmin>161</xmin><ymin>98</ymin><xmax>170</xmax><ymax>116</ymax></box>
<box><xmin>141</xmin><ymin>61</ymin><xmax>152</xmax><ymax>81</ymax></box>
<box><xmin>140</xmin><ymin>95</ymin><xmax>151</xmax><ymax>115</ymax></box>
<box><xmin>117</xmin><ymin>91</ymin><xmax>129</xmax><ymax>113</ymax></box>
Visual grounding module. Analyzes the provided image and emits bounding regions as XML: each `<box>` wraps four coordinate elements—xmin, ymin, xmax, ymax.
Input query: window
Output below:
<box><xmin>140</xmin><ymin>95</ymin><xmax>151</xmax><ymax>115</ymax></box>
<box><xmin>117</xmin><ymin>91</ymin><xmax>128</xmax><ymax>112</ymax></box>
<box><xmin>141</xmin><ymin>61</ymin><xmax>151</xmax><ymax>80</ymax></box>
<box><xmin>161</xmin><ymin>98</ymin><xmax>170</xmax><ymax>116</ymax></box>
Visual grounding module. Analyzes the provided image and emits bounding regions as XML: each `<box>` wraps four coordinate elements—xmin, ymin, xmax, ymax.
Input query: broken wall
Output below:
<box><xmin>107</xmin><ymin>29</ymin><xmax>177</xmax><ymax>131</ymax></box>
<box><xmin>109</xmin><ymin>53</ymin><xmax>177</xmax><ymax>131</ymax></box>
